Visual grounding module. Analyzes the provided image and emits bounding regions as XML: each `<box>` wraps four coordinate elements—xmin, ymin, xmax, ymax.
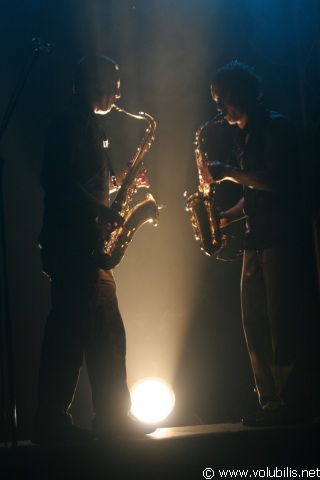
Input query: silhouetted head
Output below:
<box><xmin>73</xmin><ymin>55</ymin><xmax>121</xmax><ymax>114</ymax></box>
<box><xmin>211</xmin><ymin>61</ymin><xmax>263</xmax><ymax>115</ymax></box>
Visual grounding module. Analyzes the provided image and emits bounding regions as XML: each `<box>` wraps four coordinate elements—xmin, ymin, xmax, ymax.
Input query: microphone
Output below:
<box><xmin>32</xmin><ymin>37</ymin><xmax>54</xmax><ymax>55</ymax></box>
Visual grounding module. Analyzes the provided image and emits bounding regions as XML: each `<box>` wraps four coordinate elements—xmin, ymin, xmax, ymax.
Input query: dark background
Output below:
<box><xmin>1</xmin><ymin>0</ymin><xmax>319</xmax><ymax>441</ymax></box>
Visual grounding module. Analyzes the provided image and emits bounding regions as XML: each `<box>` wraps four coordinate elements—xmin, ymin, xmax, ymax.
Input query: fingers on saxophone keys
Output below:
<box><xmin>105</xmin><ymin>219</ymin><xmax>122</xmax><ymax>230</ymax></box>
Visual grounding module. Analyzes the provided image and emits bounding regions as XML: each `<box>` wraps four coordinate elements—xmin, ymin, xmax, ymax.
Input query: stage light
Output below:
<box><xmin>130</xmin><ymin>377</ymin><xmax>175</xmax><ymax>423</ymax></box>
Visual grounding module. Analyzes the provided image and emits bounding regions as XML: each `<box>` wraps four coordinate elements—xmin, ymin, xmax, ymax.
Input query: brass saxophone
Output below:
<box><xmin>185</xmin><ymin>112</ymin><xmax>226</xmax><ymax>256</ymax></box>
<box><xmin>95</xmin><ymin>105</ymin><xmax>159</xmax><ymax>270</ymax></box>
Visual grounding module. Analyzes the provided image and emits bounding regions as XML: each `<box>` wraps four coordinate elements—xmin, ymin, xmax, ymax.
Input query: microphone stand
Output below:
<box><xmin>0</xmin><ymin>38</ymin><xmax>52</xmax><ymax>448</ymax></box>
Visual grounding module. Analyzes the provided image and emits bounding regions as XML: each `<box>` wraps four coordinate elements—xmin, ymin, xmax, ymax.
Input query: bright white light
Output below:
<box><xmin>130</xmin><ymin>377</ymin><xmax>175</xmax><ymax>423</ymax></box>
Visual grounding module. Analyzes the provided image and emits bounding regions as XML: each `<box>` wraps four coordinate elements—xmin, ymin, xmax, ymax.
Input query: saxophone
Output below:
<box><xmin>94</xmin><ymin>105</ymin><xmax>159</xmax><ymax>270</ymax></box>
<box><xmin>184</xmin><ymin>112</ymin><xmax>226</xmax><ymax>256</ymax></box>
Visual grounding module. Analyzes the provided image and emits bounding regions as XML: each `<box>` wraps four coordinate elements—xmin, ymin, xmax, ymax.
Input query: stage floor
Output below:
<box><xmin>1</xmin><ymin>421</ymin><xmax>320</xmax><ymax>479</ymax></box>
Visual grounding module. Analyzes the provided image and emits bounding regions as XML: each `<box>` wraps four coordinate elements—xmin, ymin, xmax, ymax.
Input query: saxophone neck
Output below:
<box><xmin>114</xmin><ymin>104</ymin><xmax>157</xmax><ymax>157</ymax></box>
<box><xmin>196</xmin><ymin>110</ymin><xmax>225</xmax><ymax>140</ymax></box>
<box><xmin>114</xmin><ymin>104</ymin><xmax>157</xmax><ymax>129</ymax></box>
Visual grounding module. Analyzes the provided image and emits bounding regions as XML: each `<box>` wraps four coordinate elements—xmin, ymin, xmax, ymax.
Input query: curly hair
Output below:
<box><xmin>211</xmin><ymin>61</ymin><xmax>263</xmax><ymax>113</ymax></box>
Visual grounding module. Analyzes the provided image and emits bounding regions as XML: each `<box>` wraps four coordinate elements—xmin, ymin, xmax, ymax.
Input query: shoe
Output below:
<box><xmin>93</xmin><ymin>415</ymin><xmax>157</xmax><ymax>440</ymax></box>
<box><xmin>242</xmin><ymin>406</ymin><xmax>313</xmax><ymax>428</ymax></box>
<box><xmin>242</xmin><ymin>408</ymin><xmax>283</xmax><ymax>427</ymax></box>
<box><xmin>31</xmin><ymin>423</ymin><xmax>93</xmax><ymax>446</ymax></box>
<box><xmin>117</xmin><ymin>416</ymin><xmax>157</xmax><ymax>437</ymax></box>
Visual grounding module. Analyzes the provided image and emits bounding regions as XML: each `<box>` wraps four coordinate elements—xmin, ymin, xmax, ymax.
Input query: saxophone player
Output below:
<box><xmin>200</xmin><ymin>61</ymin><xmax>316</xmax><ymax>427</ymax></box>
<box><xmin>32</xmin><ymin>55</ymin><xmax>154</xmax><ymax>445</ymax></box>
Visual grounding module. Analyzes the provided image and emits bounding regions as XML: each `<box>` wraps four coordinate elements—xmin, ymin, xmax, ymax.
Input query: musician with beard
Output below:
<box><xmin>32</xmin><ymin>55</ymin><xmax>155</xmax><ymax>445</ymax></box>
<box><xmin>200</xmin><ymin>61</ymin><xmax>317</xmax><ymax>427</ymax></box>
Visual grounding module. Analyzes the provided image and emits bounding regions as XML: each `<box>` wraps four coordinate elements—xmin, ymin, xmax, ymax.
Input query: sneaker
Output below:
<box><xmin>93</xmin><ymin>415</ymin><xmax>157</xmax><ymax>440</ymax></box>
<box><xmin>31</xmin><ymin>423</ymin><xmax>93</xmax><ymax>446</ymax></box>
<box><xmin>242</xmin><ymin>406</ymin><xmax>313</xmax><ymax>428</ymax></box>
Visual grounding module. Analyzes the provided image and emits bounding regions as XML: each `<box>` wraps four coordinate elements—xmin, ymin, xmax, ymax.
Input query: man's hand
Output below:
<box><xmin>217</xmin><ymin>210</ymin><xmax>229</xmax><ymax>228</ymax></box>
<box><xmin>207</xmin><ymin>161</ymin><xmax>227</xmax><ymax>182</ymax></box>
<box><xmin>129</xmin><ymin>162</ymin><xmax>150</xmax><ymax>189</ymax></box>
<box><xmin>198</xmin><ymin>161</ymin><xmax>227</xmax><ymax>184</ymax></box>
<box><xmin>216</xmin><ymin>197</ymin><xmax>245</xmax><ymax>228</ymax></box>
<box><xmin>135</xmin><ymin>166</ymin><xmax>150</xmax><ymax>188</ymax></box>
<box><xmin>97</xmin><ymin>205</ymin><xmax>124</xmax><ymax>232</ymax></box>
<box><xmin>116</xmin><ymin>162</ymin><xmax>150</xmax><ymax>189</ymax></box>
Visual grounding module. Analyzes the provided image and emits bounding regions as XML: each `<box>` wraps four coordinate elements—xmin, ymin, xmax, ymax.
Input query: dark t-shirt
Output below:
<box><xmin>39</xmin><ymin>96</ymin><xmax>111</xmax><ymax>253</ymax></box>
<box><xmin>236</xmin><ymin>109</ymin><xmax>302</xmax><ymax>250</ymax></box>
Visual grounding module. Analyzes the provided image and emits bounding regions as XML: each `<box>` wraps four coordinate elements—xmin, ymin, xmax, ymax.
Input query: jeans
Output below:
<box><xmin>241</xmin><ymin>241</ymin><xmax>307</xmax><ymax>410</ymax></box>
<box><xmin>34</xmin><ymin>244</ymin><xmax>131</xmax><ymax>430</ymax></box>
